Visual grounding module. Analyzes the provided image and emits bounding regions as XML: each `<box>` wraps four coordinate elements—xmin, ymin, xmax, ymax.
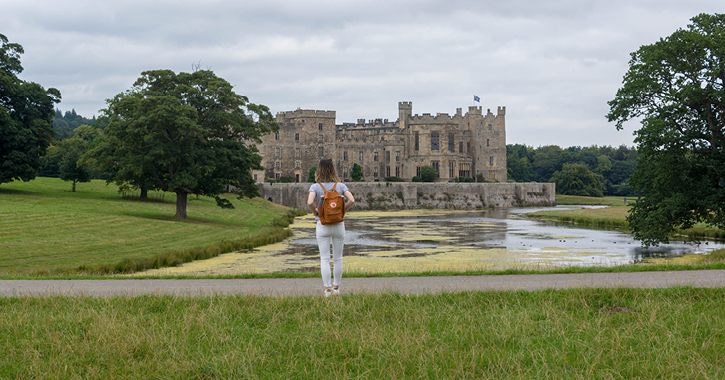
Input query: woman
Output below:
<box><xmin>307</xmin><ymin>158</ymin><xmax>355</xmax><ymax>297</ymax></box>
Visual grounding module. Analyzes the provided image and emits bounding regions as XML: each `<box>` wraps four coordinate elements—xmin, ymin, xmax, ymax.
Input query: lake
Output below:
<box><xmin>139</xmin><ymin>206</ymin><xmax>725</xmax><ymax>276</ymax></box>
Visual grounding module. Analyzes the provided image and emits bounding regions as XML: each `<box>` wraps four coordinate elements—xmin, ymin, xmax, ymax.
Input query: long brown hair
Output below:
<box><xmin>315</xmin><ymin>159</ymin><xmax>341</xmax><ymax>183</ymax></box>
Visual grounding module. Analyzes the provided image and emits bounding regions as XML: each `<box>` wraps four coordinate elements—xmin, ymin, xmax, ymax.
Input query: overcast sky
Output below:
<box><xmin>3</xmin><ymin>0</ymin><xmax>723</xmax><ymax>147</ymax></box>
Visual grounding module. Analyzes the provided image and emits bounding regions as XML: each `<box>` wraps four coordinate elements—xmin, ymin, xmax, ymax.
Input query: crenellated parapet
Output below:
<box><xmin>275</xmin><ymin>108</ymin><xmax>336</xmax><ymax>122</ymax></box>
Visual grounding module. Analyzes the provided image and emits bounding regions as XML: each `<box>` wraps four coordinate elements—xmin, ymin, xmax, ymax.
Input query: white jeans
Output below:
<box><xmin>316</xmin><ymin>221</ymin><xmax>345</xmax><ymax>288</ymax></box>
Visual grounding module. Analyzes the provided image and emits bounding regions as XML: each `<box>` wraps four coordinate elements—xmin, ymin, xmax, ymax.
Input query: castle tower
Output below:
<box><xmin>398</xmin><ymin>101</ymin><xmax>412</xmax><ymax>128</ymax></box>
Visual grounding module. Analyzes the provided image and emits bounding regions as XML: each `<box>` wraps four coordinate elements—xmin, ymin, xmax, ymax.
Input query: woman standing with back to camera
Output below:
<box><xmin>307</xmin><ymin>158</ymin><xmax>355</xmax><ymax>297</ymax></box>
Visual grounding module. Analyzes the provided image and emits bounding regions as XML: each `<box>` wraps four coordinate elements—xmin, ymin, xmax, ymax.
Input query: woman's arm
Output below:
<box><xmin>307</xmin><ymin>191</ymin><xmax>318</xmax><ymax>216</ymax></box>
<box><xmin>343</xmin><ymin>190</ymin><xmax>355</xmax><ymax>211</ymax></box>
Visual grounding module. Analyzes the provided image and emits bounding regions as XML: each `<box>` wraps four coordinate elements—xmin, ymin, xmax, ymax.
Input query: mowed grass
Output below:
<box><xmin>0</xmin><ymin>177</ymin><xmax>290</xmax><ymax>276</ymax></box>
<box><xmin>2</xmin><ymin>288</ymin><xmax>724</xmax><ymax>379</ymax></box>
<box><xmin>532</xmin><ymin>195</ymin><xmax>725</xmax><ymax>240</ymax></box>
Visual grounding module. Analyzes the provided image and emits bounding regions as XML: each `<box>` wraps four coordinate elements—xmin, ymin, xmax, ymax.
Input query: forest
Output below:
<box><xmin>507</xmin><ymin>144</ymin><xmax>637</xmax><ymax>197</ymax></box>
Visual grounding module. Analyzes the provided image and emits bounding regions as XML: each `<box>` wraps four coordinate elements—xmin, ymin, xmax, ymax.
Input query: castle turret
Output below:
<box><xmin>398</xmin><ymin>101</ymin><xmax>412</xmax><ymax>128</ymax></box>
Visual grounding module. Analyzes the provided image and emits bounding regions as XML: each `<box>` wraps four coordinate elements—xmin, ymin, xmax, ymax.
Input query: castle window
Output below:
<box><xmin>295</xmin><ymin>161</ymin><xmax>301</xmax><ymax>169</ymax></box>
<box><xmin>359</xmin><ymin>151</ymin><xmax>363</xmax><ymax>161</ymax></box>
<box><xmin>385</xmin><ymin>151</ymin><xmax>390</xmax><ymax>162</ymax></box>
<box><xmin>431</xmin><ymin>132</ymin><xmax>439</xmax><ymax>151</ymax></box>
<box><xmin>374</xmin><ymin>167</ymin><xmax>378</xmax><ymax>177</ymax></box>
<box><xmin>448</xmin><ymin>133</ymin><xmax>455</xmax><ymax>152</ymax></box>
<box><xmin>416</xmin><ymin>166</ymin><xmax>421</xmax><ymax>177</ymax></box>
<box><xmin>374</xmin><ymin>151</ymin><xmax>379</xmax><ymax>162</ymax></box>
<box><xmin>319</xmin><ymin>147</ymin><xmax>323</xmax><ymax>156</ymax></box>
<box><xmin>459</xmin><ymin>163</ymin><xmax>471</xmax><ymax>178</ymax></box>
<box><xmin>467</xmin><ymin>142</ymin><xmax>471</xmax><ymax>153</ymax></box>
<box><xmin>343</xmin><ymin>151</ymin><xmax>348</xmax><ymax>161</ymax></box>
<box><xmin>318</xmin><ymin>135</ymin><xmax>323</xmax><ymax>142</ymax></box>
<box><xmin>275</xmin><ymin>132</ymin><xmax>279</xmax><ymax>140</ymax></box>
<box><xmin>275</xmin><ymin>161</ymin><xmax>280</xmax><ymax>169</ymax></box>
<box><xmin>295</xmin><ymin>133</ymin><xmax>299</xmax><ymax>141</ymax></box>
<box><xmin>487</xmin><ymin>139</ymin><xmax>489</xmax><ymax>147</ymax></box>
<box><xmin>274</xmin><ymin>147</ymin><xmax>280</xmax><ymax>157</ymax></box>
<box><xmin>490</xmin><ymin>156</ymin><xmax>494</xmax><ymax>166</ymax></box>
<box><xmin>275</xmin><ymin>173</ymin><xmax>280</xmax><ymax>180</ymax></box>
<box><xmin>449</xmin><ymin>161</ymin><xmax>455</xmax><ymax>178</ymax></box>
<box><xmin>431</xmin><ymin>161</ymin><xmax>440</xmax><ymax>178</ymax></box>
<box><xmin>488</xmin><ymin>124</ymin><xmax>492</xmax><ymax>131</ymax></box>
<box><xmin>414</xmin><ymin>132</ymin><xmax>419</xmax><ymax>151</ymax></box>
<box><xmin>318</xmin><ymin>123</ymin><xmax>323</xmax><ymax>131</ymax></box>
<box><xmin>295</xmin><ymin>148</ymin><xmax>300</xmax><ymax>158</ymax></box>
<box><xmin>253</xmin><ymin>174</ymin><xmax>257</xmax><ymax>181</ymax></box>
<box><xmin>459</xmin><ymin>141</ymin><xmax>463</xmax><ymax>153</ymax></box>
<box><xmin>395</xmin><ymin>166</ymin><xmax>400</xmax><ymax>177</ymax></box>
<box><xmin>343</xmin><ymin>167</ymin><xmax>348</xmax><ymax>177</ymax></box>
<box><xmin>386</xmin><ymin>166</ymin><xmax>390</xmax><ymax>177</ymax></box>
<box><xmin>395</xmin><ymin>151</ymin><xmax>400</xmax><ymax>162</ymax></box>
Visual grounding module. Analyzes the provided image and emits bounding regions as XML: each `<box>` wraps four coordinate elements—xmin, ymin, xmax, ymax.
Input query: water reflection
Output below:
<box><xmin>140</xmin><ymin>208</ymin><xmax>725</xmax><ymax>276</ymax></box>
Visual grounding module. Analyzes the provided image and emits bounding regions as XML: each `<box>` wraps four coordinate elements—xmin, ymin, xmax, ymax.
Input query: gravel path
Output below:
<box><xmin>1</xmin><ymin>270</ymin><xmax>724</xmax><ymax>297</ymax></box>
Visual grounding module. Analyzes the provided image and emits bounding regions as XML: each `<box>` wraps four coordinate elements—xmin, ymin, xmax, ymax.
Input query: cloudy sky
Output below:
<box><xmin>3</xmin><ymin>0</ymin><xmax>723</xmax><ymax>147</ymax></box>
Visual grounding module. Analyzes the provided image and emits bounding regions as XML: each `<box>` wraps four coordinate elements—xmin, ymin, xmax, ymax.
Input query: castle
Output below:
<box><xmin>254</xmin><ymin>102</ymin><xmax>507</xmax><ymax>183</ymax></box>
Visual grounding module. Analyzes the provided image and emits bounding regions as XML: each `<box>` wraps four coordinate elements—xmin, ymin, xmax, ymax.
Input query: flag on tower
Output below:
<box><xmin>473</xmin><ymin>95</ymin><xmax>480</xmax><ymax>102</ymax></box>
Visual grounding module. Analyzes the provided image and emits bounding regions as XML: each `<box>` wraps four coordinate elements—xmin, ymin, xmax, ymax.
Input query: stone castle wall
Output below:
<box><xmin>258</xmin><ymin>182</ymin><xmax>555</xmax><ymax>211</ymax></box>
<box><xmin>254</xmin><ymin>101</ymin><xmax>507</xmax><ymax>184</ymax></box>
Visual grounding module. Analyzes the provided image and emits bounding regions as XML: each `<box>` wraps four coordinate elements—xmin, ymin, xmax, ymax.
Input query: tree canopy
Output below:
<box><xmin>607</xmin><ymin>13</ymin><xmax>725</xmax><ymax>246</ymax></box>
<box><xmin>0</xmin><ymin>34</ymin><xmax>61</xmax><ymax>184</ymax></box>
<box><xmin>550</xmin><ymin>163</ymin><xmax>606</xmax><ymax>197</ymax></box>
<box><xmin>92</xmin><ymin>69</ymin><xmax>278</xmax><ymax>218</ymax></box>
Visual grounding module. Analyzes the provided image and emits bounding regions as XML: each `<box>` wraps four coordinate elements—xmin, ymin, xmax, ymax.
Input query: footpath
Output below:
<box><xmin>1</xmin><ymin>270</ymin><xmax>724</xmax><ymax>297</ymax></box>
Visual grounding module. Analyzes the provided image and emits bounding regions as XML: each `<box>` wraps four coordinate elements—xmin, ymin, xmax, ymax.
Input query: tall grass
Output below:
<box><xmin>1</xmin><ymin>288</ymin><xmax>724</xmax><ymax>379</ymax></box>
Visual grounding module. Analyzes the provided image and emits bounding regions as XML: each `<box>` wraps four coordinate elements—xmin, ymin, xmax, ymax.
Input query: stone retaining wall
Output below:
<box><xmin>258</xmin><ymin>182</ymin><xmax>555</xmax><ymax>210</ymax></box>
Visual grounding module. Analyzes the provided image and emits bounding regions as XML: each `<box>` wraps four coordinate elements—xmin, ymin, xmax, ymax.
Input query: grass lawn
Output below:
<box><xmin>1</xmin><ymin>288</ymin><xmax>724</xmax><ymax>379</ymax></box>
<box><xmin>532</xmin><ymin>195</ymin><xmax>725</xmax><ymax>240</ymax></box>
<box><xmin>0</xmin><ymin>177</ymin><xmax>291</xmax><ymax>276</ymax></box>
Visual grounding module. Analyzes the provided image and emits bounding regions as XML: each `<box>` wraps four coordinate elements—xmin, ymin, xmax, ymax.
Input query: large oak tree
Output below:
<box><xmin>607</xmin><ymin>13</ymin><xmax>725</xmax><ymax>246</ymax></box>
<box><xmin>94</xmin><ymin>69</ymin><xmax>277</xmax><ymax>218</ymax></box>
<box><xmin>0</xmin><ymin>34</ymin><xmax>60</xmax><ymax>184</ymax></box>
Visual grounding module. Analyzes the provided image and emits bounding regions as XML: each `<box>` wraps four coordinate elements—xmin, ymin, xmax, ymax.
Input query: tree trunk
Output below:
<box><xmin>175</xmin><ymin>191</ymin><xmax>188</xmax><ymax>219</ymax></box>
<box><xmin>140</xmin><ymin>186</ymin><xmax>148</xmax><ymax>200</ymax></box>
<box><xmin>72</xmin><ymin>180</ymin><xmax>76</xmax><ymax>192</ymax></box>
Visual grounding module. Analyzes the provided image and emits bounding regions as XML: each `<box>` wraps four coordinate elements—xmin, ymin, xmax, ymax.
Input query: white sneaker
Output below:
<box><xmin>324</xmin><ymin>288</ymin><xmax>332</xmax><ymax>297</ymax></box>
<box><xmin>332</xmin><ymin>287</ymin><xmax>340</xmax><ymax>295</ymax></box>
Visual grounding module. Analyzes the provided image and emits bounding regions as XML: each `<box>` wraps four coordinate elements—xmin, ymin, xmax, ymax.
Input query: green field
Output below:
<box><xmin>532</xmin><ymin>195</ymin><xmax>725</xmax><ymax>240</ymax></box>
<box><xmin>0</xmin><ymin>177</ymin><xmax>292</xmax><ymax>276</ymax></box>
<box><xmin>2</xmin><ymin>288</ymin><xmax>724</xmax><ymax>379</ymax></box>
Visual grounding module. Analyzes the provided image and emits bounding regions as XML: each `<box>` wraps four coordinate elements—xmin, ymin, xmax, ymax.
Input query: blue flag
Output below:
<box><xmin>474</xmin><ymin>95</ymin><xmax>480</xmax><ymax>102</ymax></box>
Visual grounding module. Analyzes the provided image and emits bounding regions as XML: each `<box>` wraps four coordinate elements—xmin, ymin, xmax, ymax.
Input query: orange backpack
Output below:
<box><xmin>318</xmin><ymin>182</ymin><xmax>345</xmax><ymax>225</ymax></box>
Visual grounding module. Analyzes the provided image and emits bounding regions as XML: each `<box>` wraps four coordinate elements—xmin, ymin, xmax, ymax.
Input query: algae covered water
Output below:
<box><xmin>140</xmin><ymin>207</ymin><xmax>725</xmax><ymax>276</ymax></box>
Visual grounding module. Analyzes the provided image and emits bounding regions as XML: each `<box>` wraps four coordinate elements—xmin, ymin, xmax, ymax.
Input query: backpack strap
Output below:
<box><xmin>318</xmin><ymin>182</ymin><xmax>328</xmax><ymax>192</ymax></box>
<box><xmin>331</xmin><ymin>182</ymin><xmax>338</xmax><ymax>191</ymax></box>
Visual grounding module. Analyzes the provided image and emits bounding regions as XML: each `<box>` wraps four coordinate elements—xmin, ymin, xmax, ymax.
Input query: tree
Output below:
<box><xmin>420</xmin><ymin>165</ymin><xmax>437</xmax><ymax>182</ymax></box>
<box><xmin>58</xmin><ymin>138</ymin><xmax>91</xmax><ymax>192</ymax></box>
<box><xmin>308</xmin><ymin>166</ymin><xmax>317</xmax><ymax>182</ymax></box>
<box><xmin>607</xmin><ymin>13</ymin><xmax>725</xmax><ymax>246</ymax></box>
<box><xmin>351</xmin><ymin>163</ymin><xmax>362</xmax><ymax>181</ymax></box>
<box><xmin>0</xmin><ymin>34</ymin><xmax>61</xmax><ymax>184</ymax></box>
<box><xmin>92</xmin><ymin>69</ymin><xmax>277</xmax><ymax>218</ymax></box>
<box><xmin>550</xmin><ymin>163</ymin><xmax>606</xmax><ymax>197</ymax></box>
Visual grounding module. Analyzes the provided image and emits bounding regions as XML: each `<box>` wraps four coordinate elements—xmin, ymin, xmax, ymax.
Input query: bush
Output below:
<box><xmin>420</xmin><ymin>166</ymin><xmax>438</xmax><ymax>182</ymax></box>
<box><xmin>384</xmin><ymin>176</ymin><xmax>404</xmax><ymax>182</ymax></box>
<box><xmin>455</xmin><ymin>177</ymin><xmax>474</xmax><ymax>183</ymax></box>
<box><xmin>412</xmin><ymin>176</ymin><xmax>422</xmax><ymax>182</ymax></box>
<box><xmin>278</xmin><ymin>176</ymin><xmax>293</xmax><ymax>183</ymax></box>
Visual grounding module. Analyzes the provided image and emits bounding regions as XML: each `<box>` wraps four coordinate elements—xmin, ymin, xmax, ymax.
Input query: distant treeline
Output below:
<box><xmin>507</xmin><ymin>144</ymin><xmax>638</xmax><ymax>196</ymax></box>
<box><xmin>52</xmin><ymin>108</ymin><xmax>106</xmax><ymax>140</ymax></box>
